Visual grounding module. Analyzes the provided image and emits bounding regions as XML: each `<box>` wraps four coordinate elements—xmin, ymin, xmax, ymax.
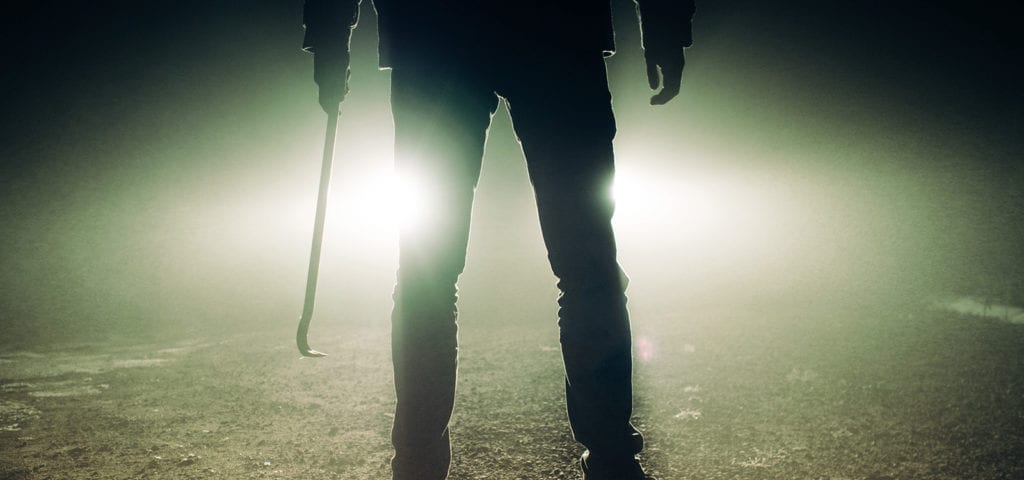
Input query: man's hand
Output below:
<box><xmin>645</xmin><ymin>46</ymin><xmax>685</xmax><ymax>106</ymax></box>
<box><xmin>313</xmin><ymin>47</ymin><xmax>351</xmax><ymax>114</ymax></box>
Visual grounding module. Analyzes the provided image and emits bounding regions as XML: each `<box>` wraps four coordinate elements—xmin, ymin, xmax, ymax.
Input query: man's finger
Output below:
<box><xmin>319</xmin><ymin>85</ymin><xmax>344</xmax><ymax>114</ymax></box>
<box><xmin>649</xmin><ymin>66</ymin><xmax>680</xmax><ymax>105</ymax></box>
<box><xmin>645</xmin><ymin>57</ymin><xmax>660</xmax><ymax>90</ymax></box>
<box><xmin>649</xmin><ymin>84</ymin><xmax>679</xmax><ymax>106</ymax></box>
<box><xmin>319</xmin><ymin>98</ymin><xmax>341</xmax><ymax>114</ymax></box>
<box><xmin>650</xmin><ymin>57</ymin><xmax>684</xmax><ymax>106</ymax></box>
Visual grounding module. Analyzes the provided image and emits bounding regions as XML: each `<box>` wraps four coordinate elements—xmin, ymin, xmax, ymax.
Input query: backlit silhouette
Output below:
<box><xmin>303</xmin><ymin>1</ymin><xmax>695</xmax><ymax>478</ymax></box>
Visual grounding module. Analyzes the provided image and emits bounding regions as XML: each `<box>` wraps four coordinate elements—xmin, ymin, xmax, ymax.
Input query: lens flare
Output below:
<box><xmin>333</xmin><ymin>169</ymin><xmax>431</xmax><ymax>234</ymax></box>
<box><xmin>636</xmin><ymin>335</ymin><xmax>655</xmax><ymax>363</ymax></box>
<box><xmin>611</xmin><ymin>167</ymin><xmax>725</xmax><ymax>236</ymax></box>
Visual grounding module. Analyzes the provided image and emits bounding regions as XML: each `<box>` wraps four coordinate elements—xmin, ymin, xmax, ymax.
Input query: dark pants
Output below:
<box><xmin>389</xmin><ymin>48</ymin><xmax>642</xmax><ymax>480</ymax></box>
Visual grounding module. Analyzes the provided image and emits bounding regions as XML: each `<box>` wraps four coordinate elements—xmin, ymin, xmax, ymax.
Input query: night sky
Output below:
<box><xmin>1</xmin><ymin>0</ymin><xmax>1021</xmax><ymax>344</ymax></box>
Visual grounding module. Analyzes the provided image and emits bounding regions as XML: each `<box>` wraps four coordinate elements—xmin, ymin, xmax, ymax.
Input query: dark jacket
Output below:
<box><xmin>303</xmin><ymin>0</ymin><xmax>695</xmax><ymax>68</ymax></box>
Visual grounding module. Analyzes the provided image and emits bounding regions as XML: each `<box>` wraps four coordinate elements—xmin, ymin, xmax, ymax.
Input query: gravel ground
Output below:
<box><xmin>1</xmin><ymin>301</ymin><xmax>1022</xmax><ymax>479</ymax></box>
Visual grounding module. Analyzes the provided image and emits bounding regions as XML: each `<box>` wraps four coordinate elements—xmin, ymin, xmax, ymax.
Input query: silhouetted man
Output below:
<box><xmin>303</xmin><ymin>1</ymin><xmax>694</xmax><ymax>478</ymax></box>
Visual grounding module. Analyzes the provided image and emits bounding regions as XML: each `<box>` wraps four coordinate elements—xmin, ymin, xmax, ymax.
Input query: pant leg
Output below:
<box><xmin>388</xmin><ymin>60</ymin><xmax>499</xmax><ymax>480</ymax></box>
<box><xmin>500</xmin><ymin>52</ymin><xmax>644</xmax><ymax>474</ymax></box>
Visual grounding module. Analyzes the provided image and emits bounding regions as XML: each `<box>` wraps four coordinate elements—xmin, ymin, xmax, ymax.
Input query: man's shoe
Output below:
<box><xmin>580</xmin><ymin>451</ymin><xmax>654</xmax><ymax>480</ymax></box>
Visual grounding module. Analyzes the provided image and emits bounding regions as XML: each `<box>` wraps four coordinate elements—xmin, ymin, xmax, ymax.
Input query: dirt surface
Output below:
<box><xmin>1</xmin><ymin>302</ymin><xmax>1022</xmax><ymax>479</ymax></box>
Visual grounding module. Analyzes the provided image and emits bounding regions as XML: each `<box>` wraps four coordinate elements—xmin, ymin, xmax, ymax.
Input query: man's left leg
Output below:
<box><xmin>501</xmin><ymin>51</ymin><xmax>646</xmax><ymax>479</ymax></box>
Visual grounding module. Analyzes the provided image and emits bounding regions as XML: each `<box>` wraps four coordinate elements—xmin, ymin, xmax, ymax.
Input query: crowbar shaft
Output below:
<box><xmin>297</xmin><ymin>109</ymin><xmax>339</xmax><ymax>357</ymax></box>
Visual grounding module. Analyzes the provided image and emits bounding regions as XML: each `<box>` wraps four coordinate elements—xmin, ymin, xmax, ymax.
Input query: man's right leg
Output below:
<box><xmin>388</xmin><ymin>60</ymin><xmax>499</xmax><ymax>480</ymax></box>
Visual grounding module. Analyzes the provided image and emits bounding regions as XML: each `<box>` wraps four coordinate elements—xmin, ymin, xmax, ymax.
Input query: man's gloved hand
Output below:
<box><xmin>313</xmin><ymin>46</ymin><xmax>351</xmax><ymax>114</ymax></box>
<box><xmin>645</xmin><ymin>45</ymin><xmax>685</xmax><ymax>106</ymax></box>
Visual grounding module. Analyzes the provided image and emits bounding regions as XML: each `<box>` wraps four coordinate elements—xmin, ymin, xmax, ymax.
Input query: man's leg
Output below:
<box><xmin>388</xmin><ymin>60</ymin><xmax>499</xmax><ymax>480</ymax></box>
<box><xmin>502</xmin><ymin>53</ymin><xmax>645</xmax><ymax>479</ymax></box>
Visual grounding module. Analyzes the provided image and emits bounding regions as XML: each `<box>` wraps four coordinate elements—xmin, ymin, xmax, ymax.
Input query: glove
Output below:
<box><xmin>645</xmin><ymin>45</ymin><xmax>685</xmax><ymax>106</ymax></box>
<box><xmin>313</xmin><ymin>46</ymin><xmax>350</xmax><ymax>114</ymax></box>
<box><xmin>636</xmin><ymin>0</ymin><xmax>694</xmax><ymax>106</ymax></box>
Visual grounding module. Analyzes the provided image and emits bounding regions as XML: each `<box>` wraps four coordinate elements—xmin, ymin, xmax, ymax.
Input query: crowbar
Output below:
<box><xmin>296</xmin><ymin>109</ymin><xmax>339</xmax><ymax>357</ymax></box>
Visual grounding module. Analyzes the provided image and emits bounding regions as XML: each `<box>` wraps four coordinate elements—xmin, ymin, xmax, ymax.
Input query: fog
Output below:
<box><xmin>2</xmin><ymin>2</ymin><xmax>1023</xmax><ymax>479</ymax></box>
<box><xmin>1</xmin><ymin>0</ymin><xmax>1020</xmax><ymax>347</ymax></box>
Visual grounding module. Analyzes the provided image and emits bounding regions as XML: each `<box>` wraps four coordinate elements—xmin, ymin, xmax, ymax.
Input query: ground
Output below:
<box><xmin>1</xmin><ymin>301</ymin><xmax>1022</xmax><ymax>479</ymax></box>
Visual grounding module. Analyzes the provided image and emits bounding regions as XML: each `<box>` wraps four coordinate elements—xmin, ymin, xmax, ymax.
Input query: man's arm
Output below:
<box><xmin>635</xmin><ymin>0</ymin><xmax>695</xmax><ymax>105</ymax></box>
<box><xmin>303</xmin><ymin>0</ymin><xmax>362</xmax><ymax>113</ymax></box>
